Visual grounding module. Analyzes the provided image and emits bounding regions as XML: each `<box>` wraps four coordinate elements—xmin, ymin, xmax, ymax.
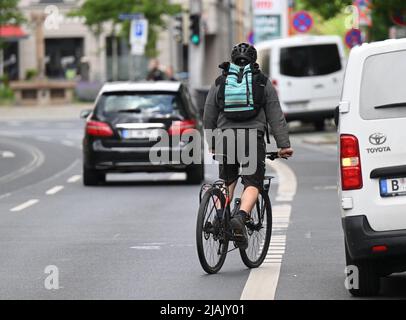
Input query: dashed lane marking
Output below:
<box><xmin>130</xmin><ymin>246</ymin><xmax>161</xmax><ymax>250</ymax></box>
<box><xmin>1</xmin><ymin>151</ymin><xmax>15</xmax><ymax>158</ymax></box>
<box><xmin>67</xmin><ymin>175</ymin><xmax>81</xmax><ymax>183</ymax></box>
<box><xmin>10</xmin><ymin>199</ymin><xmax>39</xmax><ymax>212</ymax></box>
<box><xmin>45</xmin><ymin>185</ymin><xmax>64</xmax><ymax>195</ymax></box>
<box><xmin>241</xmin><ymin>159</ymin><xmax>297</xmax><ymax>300</ymax></box>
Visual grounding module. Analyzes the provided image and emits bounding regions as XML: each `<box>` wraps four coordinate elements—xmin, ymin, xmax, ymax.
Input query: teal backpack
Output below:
<box><xmin>216</xmin><ymin>62</ymin><xmax>268</xmax><ymax>122</ymax></box>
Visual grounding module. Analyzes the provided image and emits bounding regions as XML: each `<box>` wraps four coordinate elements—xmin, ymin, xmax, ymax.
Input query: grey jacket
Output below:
<box><xmin>203</xmin><ymin>78</ymin><xmax>291</xmax><ymax>148</ymax></box>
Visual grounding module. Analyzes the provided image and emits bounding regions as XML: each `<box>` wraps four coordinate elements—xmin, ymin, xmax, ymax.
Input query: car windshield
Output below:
<box><xmin>360</xmin><ymin>50</ymin><xmax>406</xmax><ymax>120</ymax></box>
<box><xmin>97</xmin><ymin>92</ymin><xmax>182</xmax><ymax>116</ymax></box>
<box><xmin>280</xmin><ymin>44</ymin><xmax>341</xmax><ymax>77</ymax></box>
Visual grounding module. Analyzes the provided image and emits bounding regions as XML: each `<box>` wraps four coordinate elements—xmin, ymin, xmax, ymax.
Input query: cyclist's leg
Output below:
<box><xmin>239</xmin><ymin>130</ymin><xmax>266</xmax><ymax>216</ymax></box>
<box><xmin>240</xmin><ymin>186</ymin><xmax>260</xmax><ymax>213</ymax></box>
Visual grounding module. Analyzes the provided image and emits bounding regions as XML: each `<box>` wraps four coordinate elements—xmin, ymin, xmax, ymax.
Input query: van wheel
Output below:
<box><xmin>345</xmin><ymin>243</ymin><xmax>380</xmax><ymax>297</ymax></box>
<box><xmin>83</xmin><ymin>167</ymin><xmax>106</xmax><ymax>186</ymax></box>
<box><xmin>186</xmin><ymin>164</ymin><xmax>204</xmax><ymax>185</ymax></box>
<box><xmin>314</xmin><ymin>120</ymin><xmax>325</xmax><ymax>131</ymax></box>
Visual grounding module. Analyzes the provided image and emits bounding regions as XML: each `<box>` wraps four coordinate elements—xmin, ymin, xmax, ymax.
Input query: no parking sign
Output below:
<box><xmin>292</xmin><ymin>11</ymin><xmax>313</xmax><ymax>33</ymax></box>
<box><xmin>345</xmin><ymin>28</ymin><xmax>362</xmax><ymax>48</ymax></box>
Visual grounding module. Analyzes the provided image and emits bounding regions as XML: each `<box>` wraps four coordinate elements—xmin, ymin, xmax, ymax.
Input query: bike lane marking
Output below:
<box><xmin>241</xmin><ymin>159</ymin><xmax>297</xmax><ymax>300</ymax></box>
<box><xmin>10</xmin><ymin>199</ymin><xmax>39</xmax><ymax>212</ymax></box>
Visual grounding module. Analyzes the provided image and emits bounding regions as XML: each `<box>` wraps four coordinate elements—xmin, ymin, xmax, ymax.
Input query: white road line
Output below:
<box><xmin>130</xmin><ymin>246</ymin><xmax>161</xmax><ymax>250</ymax></box>
<box><xmin>61</xmin><ymin>140</ymin><xmax>75</xmax><ymax>147</ymax></box>
<box><xmin>67</xmin><ymin>175</ymin><xmax>81</xmax><ymax>183</ymax></box>
<box><xmin>241</xmin><ymin>158</ymin><xmax>296</xmax><ymax>300</ymax></box>
<box><xmin>0</xmin><ymin>138</ymin><xmax>45</xmax><ymax>184</ymax></box>
<box><xmin>1</xmin><ymin>151</ymin><xmax>15</xmax><ymax>158</ymax></box>
<box><xmin>10</xmin><ymin>199</ymin><xmax>39</xmax><ymax>212</ymax></box>
<box><xmin>46</xmin><ymin>185</ymin><xmax>64</xmax><ymax>195</ymax></box>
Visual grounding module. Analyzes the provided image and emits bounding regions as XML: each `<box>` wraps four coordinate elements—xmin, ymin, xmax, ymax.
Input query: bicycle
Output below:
<box><xmin>196</xmin><ymin>151</ymin><xmax>283</xmax><ymax>274</ymax></box>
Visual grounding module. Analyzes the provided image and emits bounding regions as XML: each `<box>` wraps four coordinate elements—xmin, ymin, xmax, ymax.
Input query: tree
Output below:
<box><xmin>299</xmin><ymin>0</ymin><xmax>406</xmax><ymax>40</ymax></box>
<box><xmin>70</xmin><ymin>0</ymin><xmax>182</xmax><ymax>58</ymax></box>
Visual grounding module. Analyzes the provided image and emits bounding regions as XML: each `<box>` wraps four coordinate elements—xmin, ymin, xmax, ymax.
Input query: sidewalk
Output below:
<box><xmin>0</xmin><ymin>103</ymin><xmax>94</xmax><ymax>120</ymax></box>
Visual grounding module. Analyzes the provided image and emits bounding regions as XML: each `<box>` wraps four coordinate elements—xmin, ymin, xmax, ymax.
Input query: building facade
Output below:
<box><xmin>13</xmin><ymin>0</ymin><xmax>252</xmax><ymax>86</ymax></box>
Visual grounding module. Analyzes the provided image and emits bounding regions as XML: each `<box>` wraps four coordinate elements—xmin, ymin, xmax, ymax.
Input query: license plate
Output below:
<box><xmin>121</xmin><ymin>129</ymin><xmax>159</xmax><ymax>140</ymax></box>
<box><xmin>380</xmin><ymin>177</ymin><xmax>406</xmax><ymax>197</ymax></box>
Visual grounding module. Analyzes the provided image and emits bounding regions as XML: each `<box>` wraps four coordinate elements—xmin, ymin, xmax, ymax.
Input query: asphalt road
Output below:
<box><xmin>0</xmin><ymin>117</ymin><xmax>405</xmax><ymax>300</ymax></box>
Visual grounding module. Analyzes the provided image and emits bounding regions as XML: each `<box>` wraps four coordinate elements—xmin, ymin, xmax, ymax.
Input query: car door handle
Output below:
<box><xmin>314</xmin><ymin>84</ymin><xmax>324</xmax><ymax>89</ymax></box>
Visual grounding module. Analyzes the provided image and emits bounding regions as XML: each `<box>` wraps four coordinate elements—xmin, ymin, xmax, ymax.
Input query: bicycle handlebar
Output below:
<box><xmin>212</xmin><ymin>151</ymin><xmax>288</xmax><ymax>162</ymax></box>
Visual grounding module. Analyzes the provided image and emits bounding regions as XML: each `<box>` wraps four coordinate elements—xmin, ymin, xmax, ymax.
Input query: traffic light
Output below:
<box><xmin>173</xmin><ymin>14</ymin><xmax>183</xmax><ymax>43</ymax></box>
<box><xmin>189</xmin><ymin>14</ymin><xmax>201</xmax><ymax>45</ymax></box>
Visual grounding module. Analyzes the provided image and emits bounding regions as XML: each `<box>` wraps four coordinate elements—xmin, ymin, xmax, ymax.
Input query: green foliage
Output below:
<box><xmin>298</xmin><ymin>0</ymin><xmax>406</xmax><ymax>40</ymax></box>
<box><xmin>70</xmin><ymin>0</ymin><xmax>182</xmax><ymax>57</ymax></box>
<box><xmin>0</xmin><ymin>0</ymin><xmax>26</xmax><ymax>49</ymax></box>
<box><xmin>25</xmin><ymin>69</ymin><xmax>38</xmax><ymax>81</ymax></box>
<box><xmin>0</xmin><ymin>0</ymin><xmax>25</xmax><ymax>25</ymax></box>
<box><xmin>0</xmin><ymin>84</ymin><xmax>14</xmax><ymax>104</ymax></box>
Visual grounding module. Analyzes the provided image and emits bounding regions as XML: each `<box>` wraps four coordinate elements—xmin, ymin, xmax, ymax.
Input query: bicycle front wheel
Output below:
<box><xmin>239</xmin><ymin>191</ymin><xmax>272</xmax><ymax>268</ymax></box>
<box><xmin>196</xmin><ymin>187</ymin><xmax>229</xmax><ymax>274</ymax></box>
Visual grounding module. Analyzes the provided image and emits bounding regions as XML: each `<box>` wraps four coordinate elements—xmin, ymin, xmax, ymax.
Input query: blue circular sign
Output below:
<box><xmin>345</xmin><ymin>28</ymin><xmax>362</xmax><ymax>48</ymax></box>
<box><xmin>293</xmin><ymin>11</ymin><xmax>313</xmax><ymax>33</ymax></box>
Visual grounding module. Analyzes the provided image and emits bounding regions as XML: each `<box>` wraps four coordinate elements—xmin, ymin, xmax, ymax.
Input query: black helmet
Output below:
<box><xmin>231</xmin><ymin>43</ymin><xmax>257</xmax><ymax>66</ymax></box>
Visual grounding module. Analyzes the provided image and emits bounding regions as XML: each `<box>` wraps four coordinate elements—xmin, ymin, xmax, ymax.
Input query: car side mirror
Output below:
<box><xmin>334</xmin><ymin>106</ymin><xmax>339</xmax><ymax>127</ymax></box>
<box><xmin>80</xmin><ymin>109</ymin><xmax>92</xmax><ymax>119</ymax></box>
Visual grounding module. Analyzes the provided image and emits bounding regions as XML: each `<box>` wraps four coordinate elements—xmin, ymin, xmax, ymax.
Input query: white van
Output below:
<box><xmin>256</xmin><ymin>36</ymin><xmax>346</xmax><ymax>130</ymax></box>
<box><xmin>337</xmin><ymin>38</ymin><xmax>406</xmax><ymax>296</ymax></box>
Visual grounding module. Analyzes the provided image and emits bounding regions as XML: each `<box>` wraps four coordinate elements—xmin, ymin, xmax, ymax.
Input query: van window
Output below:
<box><xmin>360</xmin><ymin>50</ymin><xmax>406</xmax><ymax>120</ymax></box>
<box><xmin>258</xmin><ymin>49</ymin><xmax>271</xmax><ymax>77</ymax></box>
<box><xmin>280</xmin><ymin>44</ymin><xmax>341</xmax><ymax>77</ymax></box>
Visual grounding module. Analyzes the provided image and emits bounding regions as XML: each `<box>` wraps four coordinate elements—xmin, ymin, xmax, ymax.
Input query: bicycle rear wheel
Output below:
<box><xmin>239</xmin><ymin>191</ymin><xmax>272</xmax><ymax>268</ymax></box>
<box><xmin>196</xmin><ymin>187</ymin><xmax>229</xmax><ymax>274</ymax></box>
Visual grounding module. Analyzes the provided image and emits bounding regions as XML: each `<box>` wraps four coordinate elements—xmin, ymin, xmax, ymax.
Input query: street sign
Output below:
<box><xmin>252</xmin><ymin>0</ymin><xmax>288</xmax><ymax>42</ymax></box>
<box><xmin>131</xmin><ymin>41</ymin><xmax>145</xmax><ymax>56</ymax></box>
<box><xmin>391</xmin><ymin>9</ymin><xmax>406</xmax><ymax>27</ymax></box>
<box><xmin>354</xmin><ymin>0</ymin><xmax>372</xmax><ymax>27</ymax></box>
<box><xmin>345</xmin><ymin>28</ymin><xmax>362</xmax><ymax>48</ymax></box>
<box><xmin>130</xmin><ymin>19</ymin><xmax>148</xmax><ymax>45</ymax></box>
<box><xmin>119</xmin><ymin>13</ymin><xmax>144</xmax><ymax>21</ymax></box>
<box><xmin>292</xmin><ymin>11</ymin><xmax>313</xmax><ymax>33</ymax></box>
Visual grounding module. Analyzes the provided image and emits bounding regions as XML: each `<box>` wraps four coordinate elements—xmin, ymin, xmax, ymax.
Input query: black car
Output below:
<box><xmin>81</xmin><ymin>81</ymin><xmax>204</xmax><ymax>185</ymax></box>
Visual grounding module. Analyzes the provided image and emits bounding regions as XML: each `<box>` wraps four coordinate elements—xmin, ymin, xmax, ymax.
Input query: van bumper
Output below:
<box><xmin>343</xmin><ymin>215</ymin><xmax>406</xmax><ymax>261</ymax></box>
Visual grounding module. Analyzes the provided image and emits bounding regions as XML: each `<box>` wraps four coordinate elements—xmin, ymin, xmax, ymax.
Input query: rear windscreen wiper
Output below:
<box><xmin>374</xmin><ymin>102</ymin><xmax>406</xmax><ymax>109</ymax></box>
<box><xmin>117</xmin><ymin>109</ymin><xmax>142</xmax><ymax>113</ymax></box>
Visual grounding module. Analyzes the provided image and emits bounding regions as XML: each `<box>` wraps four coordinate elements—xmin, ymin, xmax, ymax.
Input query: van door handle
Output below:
<box><xmin>314</xmin><ymin>84</ymin><xmax>324</xmax><ymax>89</ymax></box>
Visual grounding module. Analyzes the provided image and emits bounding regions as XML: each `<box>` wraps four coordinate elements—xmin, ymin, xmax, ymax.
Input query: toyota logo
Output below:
<box><xmin>369</xmin><ymin>133</ymin><xmax>387</xmax><ymax>145</ymax></box>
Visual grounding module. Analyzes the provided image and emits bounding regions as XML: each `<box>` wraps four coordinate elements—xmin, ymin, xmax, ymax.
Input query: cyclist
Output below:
<box><xmin>203</xmin><ymin>43</ymin><xmax>293</xmax><ymax>249</ymax></box>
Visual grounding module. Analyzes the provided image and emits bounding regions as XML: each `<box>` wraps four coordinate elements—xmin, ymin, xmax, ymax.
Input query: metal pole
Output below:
<box><xmin>0</xmin><ymin>48</ymin><xmax>4</xmax><ymax>78</ymax></box>
<box><xmin>188</xmin><ymin>0</ymin><xmax>204</xmax><ymax>91</ymax></box>
<box><xmin>228</xmin><ymin>0</ymin><xmax>234</xmax><ymax>50</ymax></box>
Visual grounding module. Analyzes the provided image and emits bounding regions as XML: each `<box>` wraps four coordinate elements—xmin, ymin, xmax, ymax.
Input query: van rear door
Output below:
<box><xmin>278</xmin><ymin>43</ymin><xmax>343</xmax><ymax>113</ymax></box>
<box><xmin>358</xmin><ymin>49</ymin><xmax>406</xmax><ymax>232</ymax></box>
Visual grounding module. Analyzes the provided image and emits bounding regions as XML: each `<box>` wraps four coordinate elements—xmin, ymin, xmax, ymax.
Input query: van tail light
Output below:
<box><xmin>340</xmin><ymin>134</ymin><xmax>363</xmax><ymax>190</ymax></box>
<box><xmin>168</xmin><ymin>119</ymin><xmax>196</xmax><ymax>135</ymax></box>
<box><xmin>86</xmin><ymin>120</ymin><xmax>114</xmax><ymax>137</ymax></box>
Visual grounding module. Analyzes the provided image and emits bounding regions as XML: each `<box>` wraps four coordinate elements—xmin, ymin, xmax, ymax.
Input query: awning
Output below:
<box><xmin>0</xmin><ymin>25</ymin><xmax>28</xmax><ymax>41</ymax></box>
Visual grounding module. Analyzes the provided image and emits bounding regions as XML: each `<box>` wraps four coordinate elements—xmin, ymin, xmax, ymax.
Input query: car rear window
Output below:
<box><xmin>96</xmin><ymin>92</ymin><xmax>184</xmax><ymax>116</ymax></box>
<box><xmin>280</xmin><ymin>44</ymin><xmax>341</xmax><ymax>77</ymax></box>
<box><xmin>360</xmin><ymin>50</ymin><xmax>406</xmax><ymax>120</ymax></box>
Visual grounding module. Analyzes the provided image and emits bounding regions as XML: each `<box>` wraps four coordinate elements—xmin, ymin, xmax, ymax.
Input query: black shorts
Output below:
<box><xmin>218</xmin><ymin>129</ymin><xmax>266</xmax><ymax>190</ymax></box>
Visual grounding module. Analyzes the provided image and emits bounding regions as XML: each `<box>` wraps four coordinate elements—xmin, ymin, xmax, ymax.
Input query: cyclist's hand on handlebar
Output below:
<box><xmin>279</xmin><ymin>147</ymin><xmax>294</xmax><ymax>159</ymax></box>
